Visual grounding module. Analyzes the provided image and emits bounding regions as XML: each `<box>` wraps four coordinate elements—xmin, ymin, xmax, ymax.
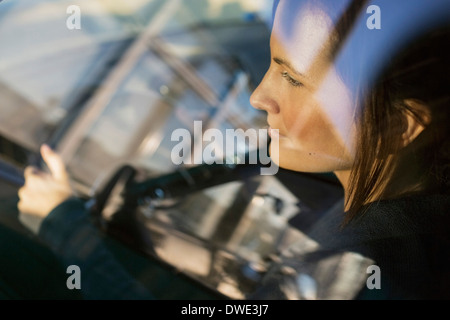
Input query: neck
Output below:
<box><xmin>333</xmin><ymin>170</ymin><xmax>351</xmax><ymax>210</ymax></box>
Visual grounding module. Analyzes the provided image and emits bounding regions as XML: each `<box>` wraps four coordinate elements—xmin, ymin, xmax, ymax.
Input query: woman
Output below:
<box><xmin>18</xmin><ymin>0</ymin><xmax>450</xmax><ymax>299</ymax></box>
<box><xmin>248</xmin><ymin>0</ymin><xmax>450</xmax><ymax>299</ymax></box>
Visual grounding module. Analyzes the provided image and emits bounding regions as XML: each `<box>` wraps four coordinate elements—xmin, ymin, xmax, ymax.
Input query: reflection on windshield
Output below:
<box><xmin>0</xmin><ymin>0</ymin><xmax>348</xmax><ymax>300</ymax></box>
<box><xmin>0</xmin><ymin>0</ymin><xmax>272</xmax><ymax>159</ymax></box>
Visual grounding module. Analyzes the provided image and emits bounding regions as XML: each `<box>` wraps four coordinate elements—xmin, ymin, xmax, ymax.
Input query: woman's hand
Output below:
<box><xmin>18</xmin><ymin>144</ymin><xmax>74</xmax><ymax>218</ymax></box>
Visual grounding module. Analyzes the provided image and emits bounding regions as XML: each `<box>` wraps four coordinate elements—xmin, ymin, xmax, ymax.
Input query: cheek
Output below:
<box><xmin>281</xmin><ymin>95</ymin><xmax>328</xmax><ymax>146</ymax></box>
<box><xmin>276</xmin><ymin>96</ymin><xmax>355</xmax><ymax>170</ymax></box>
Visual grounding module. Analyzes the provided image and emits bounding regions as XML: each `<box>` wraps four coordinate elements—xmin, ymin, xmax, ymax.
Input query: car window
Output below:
<box><xmin>0</xmin><ymin>0</ymin><xmax>346</xmax><ymax>300</ymax></box>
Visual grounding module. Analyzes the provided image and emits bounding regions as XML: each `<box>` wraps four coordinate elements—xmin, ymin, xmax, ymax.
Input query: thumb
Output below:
<box><xmin>40</xmin><ymin>144</ymin><xmax>69</xmax><ymax>182</ymax></box>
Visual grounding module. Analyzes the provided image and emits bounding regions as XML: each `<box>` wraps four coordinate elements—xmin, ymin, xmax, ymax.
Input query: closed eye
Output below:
<box><xmin>281</xmin><ymin>71</ymin><xmax>303</xmax><ymax>87</ymax></box>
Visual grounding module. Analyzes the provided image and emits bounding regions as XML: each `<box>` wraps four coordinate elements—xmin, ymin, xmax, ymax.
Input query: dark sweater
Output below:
<box><xmin>250</xmin><ymin>193</ymin><xmax>450</xmax><ymax>299</ymax></box>
<box><xmin>38</xmin><ymin>194</ymin><xmax>450</xmax><ymax>300</ymax></box>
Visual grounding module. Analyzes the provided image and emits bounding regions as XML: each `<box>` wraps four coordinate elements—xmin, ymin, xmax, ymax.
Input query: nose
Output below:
<box><xmin>250</xmin><ymin>72</ymin><xmax>280</xmax><ymax>114</ymax></box>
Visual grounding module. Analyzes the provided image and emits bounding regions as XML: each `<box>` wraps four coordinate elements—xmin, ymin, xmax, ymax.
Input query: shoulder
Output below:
<box><xmin>346</xmin><ymin>193</ymin><xmax>450</xmax><ymax>299</ymax></box>
<box><xmin>348</xmin><ymin>193</ymin><xmax>450</xmax><ymax>239</ymax></box>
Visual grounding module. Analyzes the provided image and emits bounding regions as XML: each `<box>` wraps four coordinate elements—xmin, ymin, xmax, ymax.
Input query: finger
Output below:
<box><xmin>23</xmin><ymin>166</ymin><xmax>49</xmax><ymax>189</ymax></box>
<box><xmin>17</xmin><ymin>199</ymin><xmax>25</xmax><ymax>214</ymax></box>
<box><xmin>40</xmin><ymin>144</ymin><xmax>68</xmax><ymax>182</ymax></box>
<box><xmin>17</xmin><ymin>187</ymin><xmax>29</xmax><ymax>212</ymax></box>
<box><xmin>24</xmin><ymin>166</ymin><xmax>41</xmax><ymax>179</ymax></box>
<box><xmin>17</xmin><ymin>198</ymin><xmax>32</xmax><ymax>215</ymax></box>
<box><xmin>17</xmin><ymin>186</ymin><xmax>26</xmax><ymax>200</ymax></box>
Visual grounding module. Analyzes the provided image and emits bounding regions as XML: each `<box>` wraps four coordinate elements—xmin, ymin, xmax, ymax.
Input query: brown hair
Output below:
<box><xmin>345</xmin><ymin>26</ymin><xmax>450</xmax><ymax>223</ymax></box>
<box><xmin>272</xmin><ymin>1</ymin><xmax>450</xmax><ymax>222</ymax></box>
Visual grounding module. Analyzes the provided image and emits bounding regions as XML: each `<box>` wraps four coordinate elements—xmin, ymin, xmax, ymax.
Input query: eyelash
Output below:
<box><xmin>281</xmin><ymin>71</ymin><xmax>303</xmax><ymax>87</ymax></box>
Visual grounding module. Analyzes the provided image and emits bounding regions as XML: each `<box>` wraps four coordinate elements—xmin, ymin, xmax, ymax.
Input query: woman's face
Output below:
<box><xmin>250</xmin><ymin>2</ymin><xmax>356</xmax><ymax>174</ymax></box>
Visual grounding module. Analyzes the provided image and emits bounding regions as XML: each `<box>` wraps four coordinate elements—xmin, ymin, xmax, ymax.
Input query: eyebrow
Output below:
<box><xmin>273</xmin><ymin>57</ymin><xmax>308</xmax><ymax>79</ymax></box>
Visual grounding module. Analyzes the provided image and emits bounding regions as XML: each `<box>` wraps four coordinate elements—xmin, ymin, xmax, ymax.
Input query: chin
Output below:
<box><xmin>272</xmin><ymin>146</ymin><xmax>349</xmax><ymax>173</ymax></box>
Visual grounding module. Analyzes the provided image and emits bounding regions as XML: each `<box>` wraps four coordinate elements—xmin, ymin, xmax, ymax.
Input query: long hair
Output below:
<box><xmin>345</xmin><ymin>25</ymin><xmax>450</xmax><ymax>223</ymax></box>
<box><xmin>271</xmin><ymin>1</ymin><xmax>450</xmax><ymax>222</ymax></box>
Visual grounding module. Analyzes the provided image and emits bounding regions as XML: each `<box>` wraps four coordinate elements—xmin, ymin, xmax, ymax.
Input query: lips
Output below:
<box><xmin>268</xmin><ymin>127</ymin><xmax>277</xmax><ymax>138</ymax></box>
<box><xmin>266</xmin><ymin>119</ymin><xmax>286</xmax><ymax>138</ymax></box>
<box><xmin>268</xmin><ymin>126</ymin><xmax>284</xmax><ymax>139</ymax></box>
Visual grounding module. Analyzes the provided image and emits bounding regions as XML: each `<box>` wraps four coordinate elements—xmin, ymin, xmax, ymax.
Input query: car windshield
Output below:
<box><xmin>1</xmin><ymin>0</ymin><xmax>313</xmax><ymax>299</ymax></box>
<box><xmin>1</xmin><ymin>0</ymin><xmax>447</xmax><ymax>301</ymax></box>
<box><xmin>0</xmin><ymin>0</ymin><xmax>271</xmax><ymax>178</ymax></box>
